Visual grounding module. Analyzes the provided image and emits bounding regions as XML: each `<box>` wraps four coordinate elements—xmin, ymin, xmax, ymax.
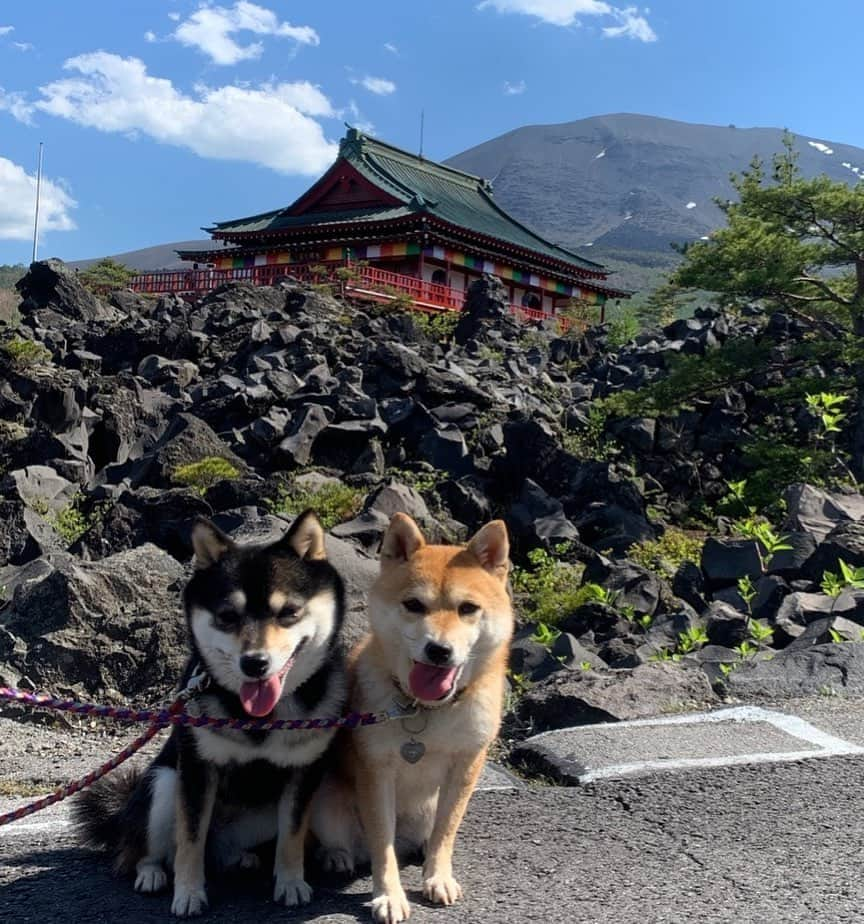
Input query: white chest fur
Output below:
<box><xmin>188</xmin><ymin>691</ymin><xmax>338</xmax><ymax>768</ymax></box>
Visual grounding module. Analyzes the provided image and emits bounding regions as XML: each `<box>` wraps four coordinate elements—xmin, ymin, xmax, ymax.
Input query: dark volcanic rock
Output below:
<box><xmin>726</xmin><ymin>643</ymin><xmax>864</xmax><ymax>697</ymax></box>
<box><xmin>453</xmin><ymin>275</ymin><xmax>521</xmax><ymax>345</ymax></box>
<box><xmin>517</xmin><ymin>662</ymin><xmax>714</xmax><ymax>730</ymax></box>
<box><xmin>2</xmin><ymin>545</ymin><xmax>187</xmax><ymax>701</ymax></box>
<box><xmin>783</xmin><ymin>483</ymin><xmax>864</xmax><ymax>543</ymax></box>
<box><xmin>805</xmin><ymin>521</ymin><xmax>864</xmax><ymax>582</ymax></box>
<box><xmin>700</xmin><ymin>538</ymin><xmax>764</xmax><ymax>589</ymax></box>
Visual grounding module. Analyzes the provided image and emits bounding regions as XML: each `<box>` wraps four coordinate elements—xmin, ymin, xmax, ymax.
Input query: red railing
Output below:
<box><xmin>129</xmin><ymin>262</ymin><xmax>570</xmax><ymax>331</ymax></box>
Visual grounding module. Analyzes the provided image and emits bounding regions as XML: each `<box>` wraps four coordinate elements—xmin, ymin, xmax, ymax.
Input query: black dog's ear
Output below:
<box><xmin>191</xmin><ymin>517</ymin><xmax>235</xmax><ymax>569</ymax></box>
<box><xmin>275</xmin><ymin>509</ymin><xmax>327</xmax><ymax>561</ymax></box>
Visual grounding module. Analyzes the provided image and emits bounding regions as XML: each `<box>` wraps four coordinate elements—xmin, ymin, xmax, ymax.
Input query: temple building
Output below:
<box><xmin>175</xmin><ymin>128</ymin><xmax>627</xmax><ymax>316</ymax></box>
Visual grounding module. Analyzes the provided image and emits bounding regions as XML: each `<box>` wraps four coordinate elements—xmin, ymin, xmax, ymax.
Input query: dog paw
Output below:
<box><xmin>273</xmin><ymin>874</ymin><xmax>313</xmax><ymax>907</ymax></box>
<box><xmin>171</xmin><ymin>884</ymin><xmax>208</xmax><ymax>917</ymax></box>
<box><xmin>135</xmin><ymin>861</ymin><xmax>168</xmax><ymax>893</ymax></box>
<box><xmin>423</xmin><ymin>872</ymin><xmax>463</xmax><ymax>906</ymax></box>
<box><xmin>371</xmin><ymin>891</ymin><xmax>411</xmax><ymax>923</ymax></box>
<box><xmin>318</xmin><ymin>846</ymin><xmax>354</xmax><ymax>875</ymax></box>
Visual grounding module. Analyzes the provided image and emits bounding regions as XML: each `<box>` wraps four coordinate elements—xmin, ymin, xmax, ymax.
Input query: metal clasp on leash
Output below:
<box><xmin>180</xmin><ymin>666</ymin><xmax>210</xmax><ymax>701</ymax></box>
<box><xmin>387</xmin><ymin>691</ymin><xmax>420</xmax><ymax>721</ymax></box>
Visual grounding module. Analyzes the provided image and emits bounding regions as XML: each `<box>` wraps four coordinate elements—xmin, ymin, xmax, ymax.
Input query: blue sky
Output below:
<box><xmin>0</xmin><ymin>0</ymin><xmax>862</xmax><ymax>264</ymax></box>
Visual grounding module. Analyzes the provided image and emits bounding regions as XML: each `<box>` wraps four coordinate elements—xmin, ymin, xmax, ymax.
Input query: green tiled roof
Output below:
<box><xmin>210</xmin><ymin>129</ymin><xmax>605</xmax><ymax>273</ymax></box>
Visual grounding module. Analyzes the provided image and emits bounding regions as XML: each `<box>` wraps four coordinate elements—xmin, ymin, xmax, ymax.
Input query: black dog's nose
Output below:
<box><xmin>240</xmin><ymin>653</ymin><xmax>270</xmax><ymax>678</ymax></box>
<box><xmin>424</xmin><ymin>642</ymin><xmax>453</xmax><ymax>665</ymax></box>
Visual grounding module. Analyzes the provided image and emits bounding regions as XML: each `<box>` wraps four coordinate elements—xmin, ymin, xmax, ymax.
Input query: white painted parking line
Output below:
<box><xmin>521</xmin><ymin>706</ymin><xmax>864</xmax><ymax>783</ymax></box>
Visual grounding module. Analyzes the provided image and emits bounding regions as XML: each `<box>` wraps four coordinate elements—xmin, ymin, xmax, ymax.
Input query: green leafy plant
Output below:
<box><xmin>733</xmin><ymin>518</ymin><xmax>792</xmax><ymax>569</ymax></box>
<box><xmin>676</xmin><ymin>625</ymin><xmax>710</xmax><ymax>655</ymax></box>
<box><xmin>649</xmin><ymin>647</ymin><xmax>682</xmax><ymax>663</ymax></box>
<box><xmin>579</xmin><ymin>660</ymin><xmax>593</xmax><ymax>672</ymax></box>
<box><xmin>628</xmin><ymin>529</ymin><xmax>705</xmax><ymax>578</ymax></box>
<box><xmin>510</xmin><ymin>544</ymin><xmax>592</xmax><ymax>626</ymax></box>
<box><xmin>737</xmin><ymin>575</ymin><xmax>758</xmax><ymax>614</ymax></box>
<box><xmin>530</xmin><ymin>622</ymin><xmax>561</xmax><ymax>648</ymax></box>
<box><xmin>172</xmin><ymin>457</ymin><xmax>240</xmax><ymax>495</ymax></box>
<box><xmin>748</xmin><ymin>619</ymin><xmax>774</xmax><ymax>646</ymax></box>
<box><xmin>2</xmin><ymin>337</ymin><xmax>51</xmax><ymax>368</ymax></box>
<box><xmin>269</xmin><ymin>480</ymin><xmax>363</xmax><ymax>531</ymax></box>
<box><xmin>409</xmin><ymin>309</ymin><xmax>459</xmax><ymax>343</ymax></box>
<box><xmin>734</xmin><ymin>640</ymin><xmax>759</xmax><ymax>660</ymax></box>
<box><xmin>821</xmin><ymin>559</ymin><xmax>864</xmax><ymax>597</ymax></box>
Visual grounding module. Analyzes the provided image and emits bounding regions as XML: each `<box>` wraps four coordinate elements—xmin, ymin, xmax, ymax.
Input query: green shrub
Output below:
<box><xmin>628</xmin><ymin>529</ymin><xmax>705</xmax><ymax>577</ymax></box>
<box><xmin>79</xmin><ymin>258</ymin><xmax>136</xmax><ymax>293</ymax></box>
<box><xmin>410</xmin><ymin>309</ymin><xmax>459</xmax><ymax>343</ymax></box>
<box><xmin>2</xmin><ymin>337</ymin><xmax>51</xmax><ymax>368</ymax></box>
<box><xmin>606</xmin><ymin>311</ymin><xmax>639</xmax><ymax>348</ymax></box>
<box><xmin>52</xmin><ymin>500</ymin><xmax>93</xmax><ymax>545</ymax></box>
<box><xmin>270</xmin><ymin>481</ymin><xmax>363</xmax><ymax>530</ymax></box>
<box><xmin>511</xmin><ymin>545</ymin><xmax>595</xmax><ymax>626</ymax></box>
<box><xmin>172</xmin><ymin>457</ymin><xmax>240</xmax><ymax>495</ymax></box>
<box><xmin>561</xmin><ymin>406</ymin><xmax>619</xmax><ymax>461</ymax></box>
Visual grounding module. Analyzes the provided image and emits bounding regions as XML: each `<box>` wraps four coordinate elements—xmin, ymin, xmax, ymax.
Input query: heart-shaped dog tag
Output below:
<box><xmin>400</xmin><ymin>739</ymin><xmax>426</xmax><ymax>764</ymax></box>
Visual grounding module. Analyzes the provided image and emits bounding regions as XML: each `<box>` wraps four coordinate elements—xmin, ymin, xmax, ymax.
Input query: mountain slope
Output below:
<box><xmin>446</xmin><ymin>113</ymin><xmax>864</xmax><ymax>285</ymax></box>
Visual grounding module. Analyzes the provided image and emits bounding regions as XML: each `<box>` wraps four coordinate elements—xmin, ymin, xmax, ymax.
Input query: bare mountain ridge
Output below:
<box><xmin>445</xmin><ymin>113</ymin><xmax>864</xmax><ymax>261</ymax></box>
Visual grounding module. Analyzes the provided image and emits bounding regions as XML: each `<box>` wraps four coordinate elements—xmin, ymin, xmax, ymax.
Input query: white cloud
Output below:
<box><xmin>603</xmin><ymin>6</ymin><xmax>656</xmax><ymax>41</ymax></box>
<box><xmin>0</xmin><ymin>26</ymin><xmax>13</xmax><ymax>36</ymax></box>
<box><xmin>0</xmin><ymin>155</ymin><xmax>76</xmax><ymax>241</ymax></box>
<box><xmin>0</xmin><ymin>88</ymin><xmax>34</xmax><ymax>124</ymax></box>
<box><xmin>478</xmin><ymin>1</ymin><xmax>656</xmax><ymax>40</ymax></box>
<box><xmin>352</xmin><ymin>75</ymin><xmax>396</xmax><ymax>96</ymax></box>
<box><xmin>478</xmin><ymin>1</ymin><xmax>610</xmax><ymax>26</ymax></box>
<box><xmin>686</xmin><ymin>201</ymin><xmax>696</xmax><ymax>209</ymax></box>
<box><xmin>144</xmin><ymin>30</ymin><xmax>157</xmax><ymax>43</ymax></box>
<box><xmin>503</xmin><ymin>80</ymin><xmax>526</xmax><ymax>95</ymax></box>
<box><xmin>384</xmin><ymin>42</ymin><xmax>399</xmax><ymax>55</ymax></box>
<box><xmin>13</xmin><ymin>41</ymin><xmax>34</xmax><ymax>52</ymax></box>
<box><xmin>28</xmin><ymin>52</ymin><xmax>337</xmax><ymax>175</ymax></box>
<box><xmin>173</xmin><ymin>1</ymin><xmax>318</xmax><ymax>66</ymax></box>
<box><xmin>167</xmin><ymin>12</ymin><xmax>181</xmax><ymax>21</ymax></box>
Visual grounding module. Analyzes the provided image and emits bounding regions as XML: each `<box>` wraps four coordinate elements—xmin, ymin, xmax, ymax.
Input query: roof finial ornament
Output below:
<box><xmin>419</xmin><ymin>109</ymin><xmax>425</xmax><ymax>159</ymax></box>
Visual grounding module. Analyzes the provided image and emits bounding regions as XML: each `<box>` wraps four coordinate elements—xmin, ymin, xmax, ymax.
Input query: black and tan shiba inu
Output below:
<box><xmin>74</xmin><ymin>511</ymin><xmax>346</xmax><ymax>917</ymax></box>
<box><xmin>311</xmin><ymin>513</ymin><xmax>513</xmax><ymax>923</ymax></box>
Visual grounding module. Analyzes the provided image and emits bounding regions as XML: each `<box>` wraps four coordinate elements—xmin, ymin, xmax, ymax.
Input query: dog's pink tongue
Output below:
<box><xmin>409</xmin><ymin>662</ymin><xmax>457</xmax><ymax>701</ymax></box>
<box><xmin>239</xmin><ymin>675</ymin><xmax>283</xmax><ymax>717</ymax></box>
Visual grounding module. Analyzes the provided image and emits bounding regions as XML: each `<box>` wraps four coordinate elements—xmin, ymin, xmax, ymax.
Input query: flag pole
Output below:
<box><xmin>32</xmin><ymin>141</ymin><xmax>44</xmax><ymax>264</ymax></box>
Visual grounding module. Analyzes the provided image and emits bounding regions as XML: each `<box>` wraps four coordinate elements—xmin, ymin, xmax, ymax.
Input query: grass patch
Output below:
<box><xmin>269</xmin><ymin>481</ymin><xmax>364</xmax><ymax>530</ymax></box>
<box><xmin>172</xmin><ymin>457</ymin><xmax>240</xmax><ymax>495</ymax></box>
<box><xmin>2</xmin><ymin>337</ymin><xmax>51</xmax><ymax>368</ymax></box>
<box><xmin>0</xmin><ymin>779</ymin><xmax>51</xmax><ymax>797</ymax></box>
<box><xmin>627</xmin><ymin>528</ymin><xmax>705</xmax><ymax>577</ymax></box>
<box><xmin>511</xmin><ymin>545</ymin><xmax>593</xmax><ymax>626</ymax></box>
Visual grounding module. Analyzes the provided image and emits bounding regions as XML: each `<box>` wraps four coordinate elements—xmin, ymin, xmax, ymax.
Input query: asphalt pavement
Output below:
<box><xmin>4</xmin><ymin>700</ymin><xmax>864</xmax><ymax>923</ymax></box>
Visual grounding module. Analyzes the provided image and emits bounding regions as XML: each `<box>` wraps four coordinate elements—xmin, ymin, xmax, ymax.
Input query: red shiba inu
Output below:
<box><xmin>311</xmin><ymin>513</ymin><xmax>514</xmax><ymax>922</ymax></box>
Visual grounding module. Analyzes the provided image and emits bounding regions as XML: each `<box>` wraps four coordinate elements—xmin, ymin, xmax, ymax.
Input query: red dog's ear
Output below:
<box><xmin>191</xmin><ymin>518</ymin><xmax>235</xmax><ymax>569</ymax></box>
<box><xmin>466</xmin><ymin>520</ymin><xmax>510</xmax><ymax>580</ymax></box>
<box><xmin>380</xmin><ymin>513</ymin><xmax>426</xmax><ymax>567</ymax></box>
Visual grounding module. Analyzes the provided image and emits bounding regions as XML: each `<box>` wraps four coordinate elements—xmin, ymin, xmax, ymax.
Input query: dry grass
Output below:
<box><xmin>0</xmin><ymin>289</ymin><xmax>21</xmax><ymax>327</ymax></box>
<box><xmin>0</xmin><ymin>779</ymin><xmax>52</xmax><ymax>797</ymax></box>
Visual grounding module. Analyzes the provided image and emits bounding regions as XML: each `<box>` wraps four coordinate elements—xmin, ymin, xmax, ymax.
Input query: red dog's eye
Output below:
<box><xmin>402</xmin><ymin>598</ymin><xmax>427</xmax><ymax>614</ymax></box>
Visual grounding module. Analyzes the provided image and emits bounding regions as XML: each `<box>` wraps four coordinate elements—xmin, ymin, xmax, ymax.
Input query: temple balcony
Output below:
<box><xmin>128</xmin><ymin>262</ymin><xmax>574</xmax><ymax>332</ymax></box>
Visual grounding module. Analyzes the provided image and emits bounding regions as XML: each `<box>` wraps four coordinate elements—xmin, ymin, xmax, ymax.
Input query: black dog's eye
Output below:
<box><xmin>278</xmin><ymin>606</ymin><xmax>301</xmax><ymax>625</ymax></box>
<box><xmin>402</xmin><ymin>598</ymin><xmax>427</xmax><ymax>614</ymax></box>
<box><xmin>215</xmin><ymin>609</ymin><xmax>242</xmax><ymax>627</ymax></box>
<box><xmin>458</xmin><ymin>602</ymin><xmax>480</xmax><ymax>617</ymax></box>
